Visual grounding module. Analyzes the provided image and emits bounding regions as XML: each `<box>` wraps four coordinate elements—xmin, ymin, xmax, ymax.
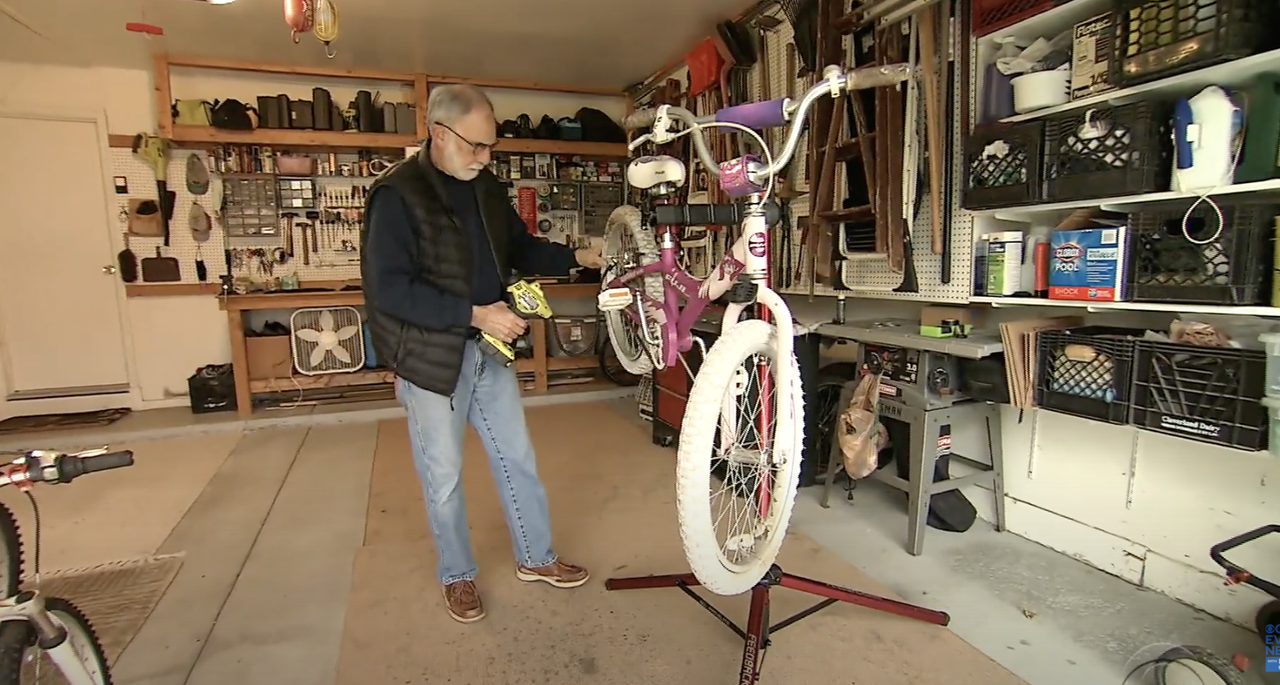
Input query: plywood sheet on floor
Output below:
<box><xmin>111</xmin><ymin>427</ymin><xmax>309</xmax><ymax>685</ymax></box>
<box><xmin>184</xmin><ymin>422</ymin><xmax>376</xmax><ymax>685</ymax></box>
<box><xmin>337</xmin><ymin>403</ymin><xmax>1028</xmax><ymax>685</ymax></box>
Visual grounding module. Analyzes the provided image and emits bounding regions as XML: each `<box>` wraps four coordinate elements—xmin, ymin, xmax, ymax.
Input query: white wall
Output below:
<box><xmin>0</xmin><ymin>60</ymin><xmax>627</xmax><ymax>417</ymax></box>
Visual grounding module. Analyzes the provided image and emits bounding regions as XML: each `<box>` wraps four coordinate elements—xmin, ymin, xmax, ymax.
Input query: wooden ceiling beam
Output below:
<box><xmin>163</xmin><ymin>55</ymin><xmax>627</xmax><ymax>98</ymax></box>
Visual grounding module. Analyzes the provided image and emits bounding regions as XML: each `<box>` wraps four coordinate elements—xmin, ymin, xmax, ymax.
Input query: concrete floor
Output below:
<box><xmin>1</xmin><ymin>394</ymin><xmax>1269</xmax><ymax>685</ymax></box>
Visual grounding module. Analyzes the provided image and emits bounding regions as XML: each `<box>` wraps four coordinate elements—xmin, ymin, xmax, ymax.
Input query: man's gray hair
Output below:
<box><xmin>426</xmin><ymin>84</ymin><xmax>495</xmax><ymax>127</ymax></box>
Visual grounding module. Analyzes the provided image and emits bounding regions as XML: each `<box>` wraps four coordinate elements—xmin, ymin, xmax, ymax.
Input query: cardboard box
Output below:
<box><xmin>1071</xmin><ymin>13</ymin><xmax>1118</xmax><ymax>100</ymax></box>
<box><xmin>246</xmin><ymin>335</ymin><xmax>295</xmax><ymax>380</ymax></box>
<box><xmin>1049</xmin><ymin>223</ymin><xmax>1130</xmax><ymax>302</ymax></box>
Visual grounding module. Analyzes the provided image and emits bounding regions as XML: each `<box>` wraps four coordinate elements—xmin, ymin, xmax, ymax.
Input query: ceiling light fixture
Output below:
<box><xmin>201</xmin><ymin>0</ymin><xmax>239</xmax><ymax>5</ymax></box>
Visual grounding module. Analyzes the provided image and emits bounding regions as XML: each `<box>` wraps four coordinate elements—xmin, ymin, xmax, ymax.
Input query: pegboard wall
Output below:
<box><xmin>110</xmin><ymin>147</ymin><xmax>371</xmax><ymax>286</ymax></box>
<box><xmin>110</xmin><ymin>147</ymin><xmax>231</xmax><ymax>286</ymax></box>
<box><xmin>644</xmin><ymin>10</ymin><xmax>976</xmax><ymax>304</ymax></box>
<box><xmin>111</xmin><ymin>147</ymin><xmax>627</xmax><ymax>289</ymax></box>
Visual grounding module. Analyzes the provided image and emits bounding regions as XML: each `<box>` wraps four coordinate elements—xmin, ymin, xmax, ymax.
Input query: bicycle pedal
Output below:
<box><xmin>598</xmin><ymin>287</ymin><xmax>633</xmax><ymax>312</ymax></box>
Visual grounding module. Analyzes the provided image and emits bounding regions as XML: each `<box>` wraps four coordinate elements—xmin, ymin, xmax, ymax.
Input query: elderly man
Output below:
<box><xmin>360</xmin><ymin>84</ymin><xmax>605</xmax><ymax>623</ymax></box>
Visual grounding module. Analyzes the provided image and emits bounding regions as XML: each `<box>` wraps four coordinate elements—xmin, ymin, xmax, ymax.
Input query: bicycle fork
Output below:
<box><xmin>1</xmin><ymin>592</ymin><xmax>101</xmax><ymax>684</ymax></box>
<box><xmin>721</xmin><ymin>207</ymin><xmax>799</xmax><ymax>525</ymax></box>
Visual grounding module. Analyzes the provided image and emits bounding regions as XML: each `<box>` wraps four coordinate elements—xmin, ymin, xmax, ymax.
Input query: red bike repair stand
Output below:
<box><xmin>605</xmin><ymin>563</ymin><xmax>951</xmax><ymax>684</ymax></box>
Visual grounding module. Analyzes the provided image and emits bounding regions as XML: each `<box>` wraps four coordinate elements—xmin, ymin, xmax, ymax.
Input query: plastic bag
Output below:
<box><xmin>838</xmin><ymin>372</ymin><xmax>887</xmax><ymax>480</ymax></box>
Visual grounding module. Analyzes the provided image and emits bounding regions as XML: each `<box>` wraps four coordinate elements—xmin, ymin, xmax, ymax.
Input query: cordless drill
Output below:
<box><xmin>478</xmin><ymin>278</ymin><xmax>554</xmax><ymax>366</ymax></box>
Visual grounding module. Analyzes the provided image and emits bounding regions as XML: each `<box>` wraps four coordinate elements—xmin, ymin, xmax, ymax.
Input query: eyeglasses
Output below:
<box><xmin>437</xmin><ymin>123</ymin><xmax>498</xmax><ymax>156</ymax></box>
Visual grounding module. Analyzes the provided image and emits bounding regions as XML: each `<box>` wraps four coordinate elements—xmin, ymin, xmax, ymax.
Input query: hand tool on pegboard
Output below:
<box><xmin>940</xmin><ymin>0</ymin><xmax>960</xmax><ymax>284</ymax></box>
<box><xmin>131</xmin><ymin>133</ymin><xmax>173</xmax><ymax>246</ymax></box>
<box><xmin>918</xmin><ymin>3</ymin><xmax>946</xmax><ymax>257</ymax></box>
<box><xmin>896</xmin><ymin>17</ymin><xmax>923</xmax><ymax>294</ymax></box>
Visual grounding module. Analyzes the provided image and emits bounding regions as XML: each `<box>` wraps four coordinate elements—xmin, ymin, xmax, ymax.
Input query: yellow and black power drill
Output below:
<box><xmin>478</xmin><ymin>278</ymin><xmax>554</xmax><ymax>366</ymax></box>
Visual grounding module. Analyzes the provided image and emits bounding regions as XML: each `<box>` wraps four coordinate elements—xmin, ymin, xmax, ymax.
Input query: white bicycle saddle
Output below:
<box><xmin>627</xmin><ymin>155</ymin><xmax>687</xmax><ymax>190</ymax></box>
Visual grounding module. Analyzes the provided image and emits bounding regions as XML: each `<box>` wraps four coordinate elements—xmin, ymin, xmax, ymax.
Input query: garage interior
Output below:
<box><xmin>3</xmin><ymin>0</ymin><xmax>1280</xmax><ymax>683</ymax></box>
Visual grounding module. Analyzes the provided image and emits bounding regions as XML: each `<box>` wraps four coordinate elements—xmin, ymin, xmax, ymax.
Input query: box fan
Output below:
<box><xmin>289</xmin><ymin>306</ymin><xmax>366</xmax><ymax>375</ymax></box>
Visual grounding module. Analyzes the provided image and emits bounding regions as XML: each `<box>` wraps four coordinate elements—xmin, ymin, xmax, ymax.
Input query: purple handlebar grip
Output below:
<box><xmin>716</xmin><ymin>98</ymin><xmax>787</xmax><ymax>129</ymax></box>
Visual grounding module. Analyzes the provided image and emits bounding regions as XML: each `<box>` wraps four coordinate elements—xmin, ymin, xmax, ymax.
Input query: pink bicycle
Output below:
<box><xmin>597</xmin><ymin>63</ymin><xmax>912</xmax><ymax>596</ymax></box>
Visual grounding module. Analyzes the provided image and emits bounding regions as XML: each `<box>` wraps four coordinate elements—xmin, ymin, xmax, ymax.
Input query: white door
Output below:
<box><xmin>0</xmin><ymin>114</ymin><xmax>131</xmax><ymax>400</ymax></box>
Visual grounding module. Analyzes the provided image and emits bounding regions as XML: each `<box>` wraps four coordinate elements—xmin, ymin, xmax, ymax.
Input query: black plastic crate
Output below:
<box><xmin>1110</xmin><ymin>0</ymin><xmax>1280</xmax><ymax>88</ymax></box>
<box><xmin>1127</xmin><ymin>199</ymin><xmax>1277</xmax><ymax>305</ymax></box>
<box><xmin>1036</xmin><ymin>326</ymin><xmax>1144</xmax><ymax>424</ymax></box>
<box><xmin>962</xmin><ymin>121</ymin><xmax>1044</xmax><ymax>210</ymax></box>
<box><xmin>1130</xmin><ymin>340</ymin><xmax>1268</xmax><ymax>450</ymax></box>
<box><xmin>1042</xmin><ymin>101</ymin><xmax>1173</xmax><ymax>203</ymax></box>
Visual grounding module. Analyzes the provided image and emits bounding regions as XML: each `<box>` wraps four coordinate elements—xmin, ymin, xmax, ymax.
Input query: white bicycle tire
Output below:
<box><xmin>601</xmin><ymin>205</ymin><xmax>663</xmax><ymax>375</ymax></box>
<box><xmin>0</xmin><ymin>596</ymin><xmax>111</xmax><ymax>685</ymax></box>
<box><xmin>676</xmin><ymin>319</ymin><xmax>805</xmax><ymax>596</ymax></box>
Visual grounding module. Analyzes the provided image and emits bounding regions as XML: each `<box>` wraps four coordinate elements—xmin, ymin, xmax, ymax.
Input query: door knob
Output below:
<box><xmin>102</xmin><ymin>264</ymin><xmax>117</xmax><ymax>274</ymax></box>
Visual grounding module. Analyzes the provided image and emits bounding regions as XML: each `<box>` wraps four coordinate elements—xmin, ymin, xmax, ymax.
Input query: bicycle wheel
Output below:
<box><xmin>676</xmin><ymin>319</ymin><xmax>804</xmax><ymax>596</ymax></box>
<box><xmin>1152</xmin><ymin>645</ymin><xmax>1242</xmax><ymax>685</ymax></box>
<box><xmin>0</xmin><ymin>503</ymin><xmax>21</xmax><ymax>598</ymax></box>
<box><xmin>597</xmin><ymin>327</ymin><xmax>642</xmax><ymax>387</ymax></box>
<box><xmin>0</xmin><ymin>596</ymin><xmax>111</xmax><ymax>685</ymax></box>
<box><xmin>601</xmin><ymin>205</ymin><xmax>663</xmax><ymax>375</ymax></box>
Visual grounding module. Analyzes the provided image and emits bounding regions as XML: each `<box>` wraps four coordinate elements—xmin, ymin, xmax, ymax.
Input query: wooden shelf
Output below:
<box><xmin>497</xmin><ymin>138</ymin><xmax>628</xmax><ymax>157</ymax></box>
<box><xmin>249</xmin><ymin>369</ymin><xmax>394</xmax><ymax>394</ymax></box>
<box><xmin>547</xmin><ymin>356</ymin><xmax>600</xmax><ymax>371</ymax></box>
<box><xmin>125</xmin><ymin>283</ymin><xmax>220</xmax><ymax>298</ymax></box>
<box><xmin>165</xmin><ymin>56</ymin><xmax>417</xmax><ymax>84</ymax></box>
<box><xmin>170</xmin><ymin>125</ymin><xmax>415</xmax><ymax>152</ymax></box>
<box><xmin>971</xmin><ymin>296</ymin><xmax>1280</xmax><ymax>317</ymax></box>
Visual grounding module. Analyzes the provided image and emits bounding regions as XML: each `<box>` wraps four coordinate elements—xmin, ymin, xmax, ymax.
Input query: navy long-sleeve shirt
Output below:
<box><xmin>362</xmin><ymin>179</ymin><xmax>578</xmax><ymax>334</ymax></box>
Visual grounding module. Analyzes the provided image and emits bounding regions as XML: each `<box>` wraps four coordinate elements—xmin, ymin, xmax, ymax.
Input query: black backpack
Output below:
<box><xmin>574</xmin><ymin>107</ymin><xmax>626</xmax><ymax>143</ymax></box>
<box><xmin>211</xmin><ymin>99</ymin><xmax>256</xmax><ymax>130</ymax></box>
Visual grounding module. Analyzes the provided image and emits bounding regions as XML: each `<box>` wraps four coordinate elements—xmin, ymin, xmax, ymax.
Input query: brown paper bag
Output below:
<box><xmin>838</xmin><ymin>371</ymin><xmax>887</xmax><ymax>480</ymax></box>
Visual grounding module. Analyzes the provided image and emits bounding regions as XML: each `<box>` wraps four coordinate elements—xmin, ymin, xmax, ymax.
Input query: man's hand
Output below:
<box><xmin>471</xmin><ymin>303</ymin><xmax>527</xmax><ymax>343</ymax></box>
<box><xmin>574</xmin><ymin>242</ymin><xmax>606</xmax><ymax>270</ymax></box>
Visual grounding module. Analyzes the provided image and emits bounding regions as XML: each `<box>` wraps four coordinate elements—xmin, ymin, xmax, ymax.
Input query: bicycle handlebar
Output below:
<box><xmin>0</xmin><ymin>447</ymin><xmax>135</xmax><ymax>487</ymax></box>
<box><xmin>652</xmin><ymin>202</ymin><xmax>782</xmax><ymax>227</ymax></box>
<box><xmin>624</xmin><ymin>63</ymin><xmax>911</xmax><ymax>185</ymax></box>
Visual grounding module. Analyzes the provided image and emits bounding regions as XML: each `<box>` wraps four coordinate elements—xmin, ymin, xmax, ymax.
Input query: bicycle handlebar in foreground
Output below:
<box><xmin>0</xmin><ymin>448</ymin><xmax>135</xmax><ymax>487</ymax></box>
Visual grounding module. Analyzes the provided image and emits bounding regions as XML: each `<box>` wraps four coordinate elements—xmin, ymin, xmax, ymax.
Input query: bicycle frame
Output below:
<box><xmin>607</xmin><ymin>197</ymin><xmax>788</xmax><ymax>371</ymax></box>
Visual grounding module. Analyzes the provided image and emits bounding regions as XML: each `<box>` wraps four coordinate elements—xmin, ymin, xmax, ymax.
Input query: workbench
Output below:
<box><xmin>219</xmin><ymin>282</ymin><xmax>602</xmax><ymax>418</ymax></box>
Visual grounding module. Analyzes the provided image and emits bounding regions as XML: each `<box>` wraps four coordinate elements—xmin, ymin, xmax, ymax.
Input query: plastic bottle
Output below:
<box><xmin>980</xmin><ymin>37</ymin><xmax>1020</xmax><ymax>124</ymax></box>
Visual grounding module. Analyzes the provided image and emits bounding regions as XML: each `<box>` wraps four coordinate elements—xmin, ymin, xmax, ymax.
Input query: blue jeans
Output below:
<box><xmin>397</xmin><ymin>339</ymin><xmax>557</xmax><ymax>585</ymax></box>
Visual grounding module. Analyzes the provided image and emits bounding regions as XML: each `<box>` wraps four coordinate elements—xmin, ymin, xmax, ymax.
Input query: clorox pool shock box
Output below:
<box><xmin>1049</xmin><ymin>225</ymin><xmax>1130</xmax><ymax>302</ymax></box>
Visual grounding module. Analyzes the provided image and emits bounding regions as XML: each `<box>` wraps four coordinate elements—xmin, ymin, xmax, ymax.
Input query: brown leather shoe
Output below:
<box><xmin>442</xmin><ymin>580</ymin><xmax>485</xmax><ymax>623</ymax></box>
<box><xmin>515</xmin><ymin>560</ymin><xmax>590</xmax><ymax>588</ymax></box>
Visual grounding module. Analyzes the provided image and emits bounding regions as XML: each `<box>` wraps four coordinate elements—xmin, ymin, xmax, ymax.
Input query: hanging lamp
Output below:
<box><xmin>312</xmin><ymin>0</ymin><xmax>339</xmax><ymax>58</ymax></box>
<box><xmin>282</xmin><ymin>0</ymin><xmax>314</xmax><ymax>43</ymax></box>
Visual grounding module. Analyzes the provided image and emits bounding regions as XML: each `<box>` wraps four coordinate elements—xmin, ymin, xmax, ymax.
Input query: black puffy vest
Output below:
<box><xmin>359</xmin><ymin>146</ymin><xmax>513</xmax><ymax>397</ymax></box>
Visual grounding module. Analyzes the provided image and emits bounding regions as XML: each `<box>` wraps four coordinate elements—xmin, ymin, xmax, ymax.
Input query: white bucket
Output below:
<box><xmin>1011</xmin><ymin>69</ymin><xmax>1070</xmax><ymax>114</ymax></box>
